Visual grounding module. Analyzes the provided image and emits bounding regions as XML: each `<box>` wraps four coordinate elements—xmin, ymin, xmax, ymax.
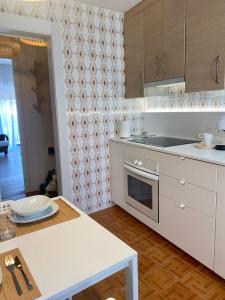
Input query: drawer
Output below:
<box><xmin>160</xmin><ymin>174</ymin><xmax>216</xmax><ymax>218</ymax></box>
<box><xmin>159</xmin><ymin>153</ymin><xmax>217</xmax><ymax>191</ymax></box>
<box><xmin>159</xmin><ymin>195</ymin><xmax>215</xmax><ymax>269</ymax></box>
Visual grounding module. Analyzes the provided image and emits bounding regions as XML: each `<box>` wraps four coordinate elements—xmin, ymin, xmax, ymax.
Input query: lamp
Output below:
<box><xmin>0</xmin><ymin>37</ymin><xmax>20</xmax><ymax>58</ymax></box>
<box><xmin>20</xmin><ymin>37</ymin><xmax>47</xmax><ymax>47</ymax></box>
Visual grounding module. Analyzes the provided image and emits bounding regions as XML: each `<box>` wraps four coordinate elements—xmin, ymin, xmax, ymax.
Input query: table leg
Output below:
<box><xmin>125</xmin><ymin>255</ymin><xmax>138</xmax><ymax>300</ymax></box>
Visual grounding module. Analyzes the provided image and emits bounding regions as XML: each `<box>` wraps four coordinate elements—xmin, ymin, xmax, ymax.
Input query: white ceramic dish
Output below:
<box><xmin>9</xmin><ymin>202</ymin><xmax>59</xmax><ymax>224</ymax></box>
<box><xmin>11</xmin><ymin>196</ymin><xmax>52</xmax><ymax>217</ymax></box>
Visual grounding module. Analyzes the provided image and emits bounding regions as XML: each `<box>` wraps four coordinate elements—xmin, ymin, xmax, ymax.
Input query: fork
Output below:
<box><xmin>5</xmin><ymin>255</ymin><xmax>23</xmax><ymax>296</ymax></box>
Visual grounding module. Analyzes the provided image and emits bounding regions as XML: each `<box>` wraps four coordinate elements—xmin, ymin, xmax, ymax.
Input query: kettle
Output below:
<box><xmin>119</xmin><ymin>121</ymin><xmax>130</xmax><ymax>138</ymax></box>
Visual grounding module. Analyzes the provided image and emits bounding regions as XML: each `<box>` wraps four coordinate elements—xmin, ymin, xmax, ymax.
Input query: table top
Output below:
<box><xmin>0</xmin><ymin>197</ymin><xmax>137</xmax><ymax>300</ymax></box>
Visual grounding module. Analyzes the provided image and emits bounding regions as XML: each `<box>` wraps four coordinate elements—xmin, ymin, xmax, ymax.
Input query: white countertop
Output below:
<box><xmin>110</xmin><ymin>137</ymin><xmax>225</xmax><ymax>166</ymax></box>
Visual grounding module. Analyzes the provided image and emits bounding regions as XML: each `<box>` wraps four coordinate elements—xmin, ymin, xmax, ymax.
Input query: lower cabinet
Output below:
<box><xmin>159</xmin><ymin>195</ymin><xmax>215</xmax><ymax>269</ymax></box>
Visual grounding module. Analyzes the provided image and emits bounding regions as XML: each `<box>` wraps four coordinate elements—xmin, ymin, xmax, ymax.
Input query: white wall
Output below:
<box><xmin>13</xmin><ymin>43</ymin><xmax>56</xmax><ymax>193</ymax></box>
<box><xmin>143</xmin><ymin>112</ymin><xmax>225</xmax><ymax>143</ymax></box>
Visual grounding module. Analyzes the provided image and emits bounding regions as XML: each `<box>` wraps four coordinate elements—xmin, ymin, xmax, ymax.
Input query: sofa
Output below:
<box><xmin>0</xmin><ymin>134</ymin><xmax>9</xmax><ymax>156</ymax></box>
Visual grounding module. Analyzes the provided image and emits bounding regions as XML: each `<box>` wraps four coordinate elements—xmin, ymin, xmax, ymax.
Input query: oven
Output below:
<box><xmin>123</xmin><ymin>158</ymin><xmax>159</xmax><ymax>222</ymax></box>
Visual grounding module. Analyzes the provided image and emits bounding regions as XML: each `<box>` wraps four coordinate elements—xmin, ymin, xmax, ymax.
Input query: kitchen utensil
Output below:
<box><xmin>5</xmin><ymin>255</ymin><xmax>22</xmax><ymax>296</ymax></box>
<box><xmin>15</xmin><ymin>256</ymin><xmax>33</xmax><ymax>291</ymax></box>
<box><xmin>9</xmin><ymin>201</ymin><xmax>59</xmax><ymax>224</ymax></box>
<box><xmin>11</xmin><ymin>195</ymin><xmax>51</xmax><ymax>217</ymax></box>
<box><xmin>218</xmin><ymin>115</ymin><xmax>225</xmax><ymax>131</ymax></box>
<box><xmin>0</xmin><ymin>211</ymin><xmax>16</xmax><ymax>241</ymax></box>
<box><xmin>215</xmin><ymin>145</ymin><xmax>225</xmax><ymax>151</ymax></box>
<box><xmin>198</xmin><ymin>133</ymin><xmax>214</xmax><ymax>146</ymax></box>
<box><xmin>119</xmin><ymin>121</ymin><xmax>130</xmax><ymax>138</ymax></box>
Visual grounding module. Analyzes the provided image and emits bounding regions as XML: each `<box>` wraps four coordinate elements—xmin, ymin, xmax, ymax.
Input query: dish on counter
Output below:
<box><xmin>11</xmin><ymin>195</ymin><xmax>52</xmax><ymax>217</ymax></box>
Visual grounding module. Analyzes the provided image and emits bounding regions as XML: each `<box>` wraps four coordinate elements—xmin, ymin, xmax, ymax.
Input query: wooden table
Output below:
<box><xmin>0</xmin><ymin>197</ymin><xmax>138</xmax><ymax>300</ymax></box>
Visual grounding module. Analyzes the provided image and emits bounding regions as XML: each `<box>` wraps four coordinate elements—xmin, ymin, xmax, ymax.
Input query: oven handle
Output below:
<box><xmin>124</xmin><ymin>163</ymin><xmax>159</xmax><ymax>181</ymax></box>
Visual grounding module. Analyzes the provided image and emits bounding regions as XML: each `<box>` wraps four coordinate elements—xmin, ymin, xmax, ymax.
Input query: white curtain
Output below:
<box><xmin>0</xmin><ymin>60</ymin><xmax>20</xmax><ymax>152</ymax></box>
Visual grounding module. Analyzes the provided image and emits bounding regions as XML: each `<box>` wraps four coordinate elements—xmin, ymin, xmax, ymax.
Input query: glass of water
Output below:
<box><xmin>0</xmin><ymin>211</ymin><xmax>17</xmax><ymax>241</ymax></box>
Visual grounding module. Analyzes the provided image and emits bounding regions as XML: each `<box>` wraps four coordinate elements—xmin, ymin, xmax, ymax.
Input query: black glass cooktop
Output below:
<box><xmin>132</xmin><ymin>136</ymin><xmax>197</xmax><ymax>148</ymax></box>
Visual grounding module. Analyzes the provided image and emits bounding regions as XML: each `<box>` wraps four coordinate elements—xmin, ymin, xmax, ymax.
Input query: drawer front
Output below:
<box><xmin>159</xmin><ymin>153</ymin><xmax>217</xmax><ymax>191</ymax></box>
<box><xmin>159</xmin><ymin>195</ymin><xmax>215</xmax><ymax>269</ymax></box>
<box><xmin>160</xmin><ymin>174</ymin><xmax>216</xmax><ymax>218</ymax></box>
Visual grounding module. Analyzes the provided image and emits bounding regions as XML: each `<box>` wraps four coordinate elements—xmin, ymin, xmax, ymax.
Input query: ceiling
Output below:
<box><xmin>80</xmin><ymin>0</ymin><xmax>142</xmax><ymax>12</ymax></box>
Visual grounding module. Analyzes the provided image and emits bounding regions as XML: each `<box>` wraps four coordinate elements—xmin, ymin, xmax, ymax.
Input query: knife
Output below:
<box><xmin>14</xmin><ymin>256</ymin><xmax>33</xmax><ymax>291</ymax></box>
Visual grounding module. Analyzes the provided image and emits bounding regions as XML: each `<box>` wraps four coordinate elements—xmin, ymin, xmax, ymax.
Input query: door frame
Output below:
<box><xmin>0</xmin><ymin>12</ymin><xmax>72</xmax><ymax>201</ymax></box>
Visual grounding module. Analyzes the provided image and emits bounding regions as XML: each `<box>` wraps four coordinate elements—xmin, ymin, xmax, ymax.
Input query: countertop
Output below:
<box><xmin>110</xmin><ymin>137</ymin><xmax>225</xmax><ymax>167</ymax></box>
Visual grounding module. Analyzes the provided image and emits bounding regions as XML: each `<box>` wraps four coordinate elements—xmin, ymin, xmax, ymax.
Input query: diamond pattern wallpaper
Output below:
<box><xmin>0</xmin><ymin>0</ymin><xmax>144</xmax><ymax>213</ymax></box>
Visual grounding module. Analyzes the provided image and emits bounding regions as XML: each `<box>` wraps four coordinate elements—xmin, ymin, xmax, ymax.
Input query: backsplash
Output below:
<box><xmin>0</xmin><ymin>0</ymin><xmax>143</xmax><ymax>213</ymax></box>
<box><xmin>144</xmin><ymin>83</ymin><xmax>225</xmax><ymax>112</ymax></box>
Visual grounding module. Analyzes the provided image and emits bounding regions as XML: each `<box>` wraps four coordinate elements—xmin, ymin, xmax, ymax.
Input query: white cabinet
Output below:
<box><xmin>160</xmin><ymin>195</ymin><xmax>215</xmax><ymax>269</ymax></box>
<box><xmin>109</xmin><ymin>141</ymin><xmax>124</xmax><ymax>206</ymax></box>
<box><xmin>214</xmin><ymin>167</ymin><xmax>225</xmax><ymax>278</ymax></box>
<box><xmin>159</xmin><ymin>153</ymin><xmax>217</xmax><ymax>191</ymax></box>
<box><xmin>160</xmin><ymin>174</ymin><xmax>216</xmax><ymax>218</ymax></box>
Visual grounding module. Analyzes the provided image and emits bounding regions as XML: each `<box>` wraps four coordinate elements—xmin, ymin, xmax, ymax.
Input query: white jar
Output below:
<box><xmin>218</xmin><ymin>115</ymin><xmax>225</xmax><ymax>131</ymax></box>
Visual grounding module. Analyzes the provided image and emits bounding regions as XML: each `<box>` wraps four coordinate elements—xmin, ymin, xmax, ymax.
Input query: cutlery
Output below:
<box><xmin>5</xmin><ymin>255</ymin><xmax>23</xmax><ymax>296</ymax></box>
<box><xmin>15</xmin><ymin>256</ymin><xmax>33</xmax><ymax>291</ymax></box>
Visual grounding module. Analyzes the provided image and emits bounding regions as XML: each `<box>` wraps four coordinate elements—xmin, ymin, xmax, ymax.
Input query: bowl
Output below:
<box><xmin>11</xmin><ymin>196</ymin><xmax>52</xmax><ymax>217</ymax></box>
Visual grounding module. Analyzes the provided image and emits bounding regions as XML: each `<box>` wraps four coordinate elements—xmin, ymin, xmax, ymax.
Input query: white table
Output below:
<box><xmin>0</xmin><ymin>197</ymin><xmax>138</xmax><ymax>300</ymax></box>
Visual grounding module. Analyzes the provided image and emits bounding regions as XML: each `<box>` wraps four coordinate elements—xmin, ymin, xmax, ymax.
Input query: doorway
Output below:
<box><xmin>0</xmin><ymin>58</ymin><xmax>25</xmax><ymax>200</ymax></box>
<box><xmin>0</xmin><ymin>34</ymin><xmax>58</xmax><ymax>200</ymax></box>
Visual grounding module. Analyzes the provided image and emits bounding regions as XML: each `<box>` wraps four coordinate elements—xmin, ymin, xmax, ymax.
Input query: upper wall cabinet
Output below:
<box><xmin>143</xmin><ymin>0</ymin><xmax>162</xmax><ymax>83</ymax></box>
<box><xmin>144</xmin><ymin>0</ymin><xmax>185</xmax><ymax>83</ymax></box>
<box><xmin>162</xmin><ymin>0</ymin><xmax>185</xmax><ymax>80</ymax></box>
<box><xmin>186</xmin><ymin>0</ymin><xmax>225</xmax><ymax>92</ymax></box>
<box><xmin>124</xmin><ymin>11</ymin><xmax>144</xmax><ymax>99</ymax></box>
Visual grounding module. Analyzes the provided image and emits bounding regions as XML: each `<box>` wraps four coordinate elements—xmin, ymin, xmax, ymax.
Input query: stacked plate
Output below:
<box><xmin>10</xmin><ymin>196</ymin><xmax>59</xmax><ymax>224</ymax></box>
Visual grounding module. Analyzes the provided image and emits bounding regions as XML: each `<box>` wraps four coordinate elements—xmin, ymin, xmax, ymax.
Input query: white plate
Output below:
<box><xmin>9</xmin><ymin>202</ymin><xmax>59</xmax><ymax>224</ymax></box>
<box><xmin>11</xmin><ymin>196</ymin><xmax>52</xmax><ymax>217</ymax></box>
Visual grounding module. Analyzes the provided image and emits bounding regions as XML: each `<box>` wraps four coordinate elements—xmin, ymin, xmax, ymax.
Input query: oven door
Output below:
<box><xmin>124</xmin><ymin>163</ymin><xmax>159</xmax><ymax>222</ymax></box>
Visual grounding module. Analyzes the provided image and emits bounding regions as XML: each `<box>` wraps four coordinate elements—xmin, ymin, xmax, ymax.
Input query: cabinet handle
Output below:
<box><xmin>179</xmin><ymin>203</ymin><xmax>185</xmax><ymax>209</ymax></box>
<box><xmin>139</xmin><ymin>74</ymin><xmax>143</xmax><ymax>94</ymax></box>
<box><xmin>215</xmin><ymin>56</ymin><xmax>220</xmax><ymax>84</ymax></box>
<box><xmin>163</xmin><ymin>53</ymin><xmax>168</xmax><ymax>76</ymax></box>
<box><xmin>156</xmin><ymin>55</ymin><xmax>160</xmax><ymax>76</ymax></box>
<box><xmin>180</xmin><ymin>180</ymin><xmax>186</xmax><ymax>185</ymax></box>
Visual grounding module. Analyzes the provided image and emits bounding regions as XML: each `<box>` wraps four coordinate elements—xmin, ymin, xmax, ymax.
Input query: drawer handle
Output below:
<box><xmin>180</xmin><ymin>156</ymin><xmax>185</xmax><ymax>160</ymax></box>
<box><xmin>180</xmin><ymin>180</ymin><xmax>186</xmax><ymax>185</ymax></box>
<box><xmin>179</xmin><ymin>203</ymin><xmax>185</xmax><ymax>209</ymax></box>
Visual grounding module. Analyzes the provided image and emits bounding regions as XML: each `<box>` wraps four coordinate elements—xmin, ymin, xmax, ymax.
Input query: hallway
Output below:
<box><xmin>0</xmin><ymin>148</ymin><xmax>25</xmax><ymax>200</ymax></box>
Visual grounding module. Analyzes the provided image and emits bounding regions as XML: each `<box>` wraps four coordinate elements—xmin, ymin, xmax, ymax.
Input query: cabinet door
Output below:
<box><xmin>162</xmin><ymin>0</ymin><xmax>185</xmax><ymax>80</ymax></box>
<box><xmin>160</xmin><ymin>195</ymin><xmax>215</xmax><ymax>269</ymax></box>
<box><xmin>186</xmin><ymin>0</ymin><xmax>225</xmax><ymax>92</ymax></box>
<box><xmin>124</xmin><ymin>12</ymin><xmax>144</xmax><ymax>98</ymax></box>
<box><xmin>144</xmin><ymin>0</ymin><xmax>162</xmax><ymax>83</ymax></box>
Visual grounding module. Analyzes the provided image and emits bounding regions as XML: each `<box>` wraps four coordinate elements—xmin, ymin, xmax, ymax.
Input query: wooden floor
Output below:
<box><xmin>74</xmin><ymin>206</ymin><xmax>225</xmax><ymax>300</ymax></box>
<box><xmin>0</xmin><ymin>149</ymin><xmax>25</xmax><ymax>200</ymax></box>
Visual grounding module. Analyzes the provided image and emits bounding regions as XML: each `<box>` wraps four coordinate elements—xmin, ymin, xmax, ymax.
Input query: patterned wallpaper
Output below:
<box><xmin>145</xmin><ymin>83</ymin><xmax>225</xmax><ymax>112</ymax></box>
<box><xmin>0</xmin><ymin>0</ymin><xmax>144</xmax><ymax>213</ymax></box>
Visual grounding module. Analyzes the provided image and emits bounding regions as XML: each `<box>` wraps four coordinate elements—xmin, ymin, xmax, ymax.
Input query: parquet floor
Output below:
<box><xmin>74</xmin><ymin>206</ymin><xmax>225</xmax><ymax>300</ymax></box>
<box><xmin>0</xmin><ymin>149</ymin><xmax>25</xmax><ymax>200</ymax></box>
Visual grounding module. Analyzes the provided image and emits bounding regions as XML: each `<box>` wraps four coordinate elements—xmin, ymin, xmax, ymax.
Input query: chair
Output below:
<box><xmin>0</xmin><ymin>134</ymin><xmax>9</xmax><ymax>156</ymax></box>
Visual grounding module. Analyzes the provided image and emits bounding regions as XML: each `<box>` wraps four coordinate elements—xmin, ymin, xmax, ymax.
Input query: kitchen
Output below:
<box><xmin>1</xmin><ymin>0</ymin><xmax>225</xmax><ymax>299</ymax></box>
